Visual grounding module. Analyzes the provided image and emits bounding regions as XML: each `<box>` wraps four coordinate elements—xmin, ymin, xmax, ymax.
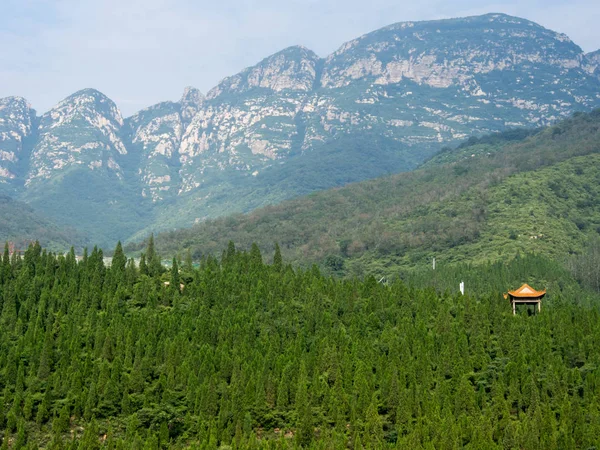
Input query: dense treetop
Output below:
<box><xmin>0</xmin><ymin>241</ymin><xmax>599</xmax><ymax>448</ymax></box>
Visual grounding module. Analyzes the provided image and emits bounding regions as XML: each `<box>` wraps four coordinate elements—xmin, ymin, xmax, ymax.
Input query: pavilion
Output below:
<box><xmin>504</xmin><ymin>283</ymin><xmax>546</xmax><ymax>315</ymax></box>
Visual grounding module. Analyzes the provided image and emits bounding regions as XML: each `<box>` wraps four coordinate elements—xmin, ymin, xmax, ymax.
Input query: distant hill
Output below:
<box><xmin>0</xmin><ymin>195</ymin><xmax>85</xmax><ymax>251</ymax></box>
<box><xmin>2</xmin><ymin>14</ymin><xmax>600</xmax><ymax>246</ymax></box>
<box><xmin>146</xmin><ymin>109</ymin><xmax>600</xmax><ymax>277</ymax></box>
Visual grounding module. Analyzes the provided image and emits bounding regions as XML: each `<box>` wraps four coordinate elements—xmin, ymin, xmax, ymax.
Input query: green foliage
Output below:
<box><xmin>150</xmin><ymin>109</ymin><xmax>600</xmax><ymax>279</ymax></box>
<box><xmin>0</xmin><ymin>195</ymin><xmax>85</xmax><ymax>251</ymax></box>
<box><xmin>0</xmin><ymin>242</ymin><xmax>599</xmax><ymax>448</ymax></box>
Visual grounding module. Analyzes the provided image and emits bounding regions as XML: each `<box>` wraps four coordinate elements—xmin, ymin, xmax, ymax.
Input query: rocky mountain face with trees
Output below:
<box><xmin>1</xmin><ymin>13</ymin><xmax>600</xmax><ymax>246</ymax></box>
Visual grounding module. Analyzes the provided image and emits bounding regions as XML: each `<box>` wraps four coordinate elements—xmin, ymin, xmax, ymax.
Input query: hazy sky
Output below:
<box><xmin>1</xmin><ymin>0</ymin><xmax>598</xmax><ymax>116</ymax></box>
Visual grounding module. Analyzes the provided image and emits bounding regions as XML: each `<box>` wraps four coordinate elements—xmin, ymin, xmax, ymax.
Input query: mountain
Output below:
<box><xmin>3</xmin><ymin>13</ymin><xmax>600</xmax><ymax>246</ymax></box>
<box><xmin>18</xmin><ymin>89</ymin><xmax>148</xmax><ymax>245</ymax></box>
<box><xmin>147</xmin><ymin>109</ymin><xmax>600</xmax><ymax>277</ymax></box>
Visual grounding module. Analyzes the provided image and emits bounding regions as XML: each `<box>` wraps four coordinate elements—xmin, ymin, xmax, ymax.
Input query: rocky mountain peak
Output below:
<box><xmin>125</xmin><ymin>100</ymin><xmax>184</xmax><ymax>203</ymax></box>
<box><xmin>52</xmin><ymin>88</ymin><xmax>124</xmax><ymax>128</ymax></box>
<box><xmin>321</xmin><ymin>13</ymin><xmax>585</xmax><ymax>90</ymax></box>
<box><xmin>207</xmin><ymin>45</ymin><xmax>321</xmax><ymax>99</ymax></box>
<box><xmin>0</xmin><ymin>96</ymin><xmax>36</xmax><ymax>183</ymax></box>
<box><xmin>26</xmin><ymin>89</ymin><xmax>128</xmax><ymax>186</ymax></box>
<box><xmin>0</xmin><ymin>95</ymin><xmax>33</xmax><ymax>111</ymax></box>
<box><xmin>0</xmin><ymin>96</ymin><xmax>36</xmax><ymax>132</ymax></box>
<box><xmin>179</xmin><ymin>86</ymin><xmax>204</xmax><ymax>124</ymax></box>
<box><xmin>588</xmin><ymin>50</ymin><xmax>600</xmax><ymax>62</ymax></box>
<box><xmin>586</xmin><ymin>50</ymin><xmax>600</xmax><ymax>77</ymax></box>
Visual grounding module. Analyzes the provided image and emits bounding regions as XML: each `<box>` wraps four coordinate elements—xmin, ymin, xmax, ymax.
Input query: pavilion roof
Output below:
<box><xmin>506</xmin><ymin>283</ymin><xmax>546</xmax><ymax>299</ymax></box>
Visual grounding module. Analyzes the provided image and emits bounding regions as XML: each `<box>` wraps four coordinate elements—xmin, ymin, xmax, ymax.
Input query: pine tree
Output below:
<box><xmin>221</xmin><ymin>241</ymin><xmax>237</xmax><ymax>267</ymax></box>
<box><xmin>0</xmin><ymin>429</ymin><xmax>9</xmax><ymax>450</ymax></box>
<box><xmin>81</xmin><ymin>418</ymin><xmax>100</xmax><ymax>450</ymax></box>
<box><xmin>146</xmin><ymin>234</ymin><xmax>162</xmax><ymax>277</ymax></box>
<box><xmin>364</xmin><ymin>395</ymin><xmax>384</xmax><ymax>448</ymax></box>
<box><xmin>1</xmin><ymin>242</ymin><xmax>10</xmax><ymax>284</ymax></box>
<box><xmin>159</xmin><ymin>420</ymin><xmax>170</xmax><ymax>448</ymax></box>
<box><xmin>52</xmin><ymin>405</ymin><xmax>70</xmax><ymax>434</ymax></box>
<box><xmin>170</xmin><ymin>258</ymin><xmax>180</xmax><ymax>293</ymax></box>
<box><xmin>139</xmin><ymin>253</ymin><xmax>148</xmax><ymax>276</ymax></box>
<box><xmin>184</xmin><ymin>248</ymin><xmax>193</xmax><ymax>273</ymax></box>
<box><xmin>110</xmin><ymin>241</ymin><xmax>127</xmax><ymax>275</ymax></box>
<box><xmin>250</xmin><ymin>243</ymin><xmax>262</xmax><ymax>267</ymax></box>
<box><xmin>14</xmin><ymin>419</ymin><xmax>26</xmax><ymax>449</ymax></box>
<box><xmin>273</xmin><ymin>243</ymin><xmax>282</xmax><ymax>272</ymax></box>
<box><xmin>295</xmin><ymin>363</ymin><xmax>312</xmax><ymax>447</ymax></box>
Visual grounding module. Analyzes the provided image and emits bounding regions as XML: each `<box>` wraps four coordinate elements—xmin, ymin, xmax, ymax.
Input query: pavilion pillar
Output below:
<box><xmin>512</xmin><ymin>301</ymin><xmax>516</xmax><ymax>315</ymax></box>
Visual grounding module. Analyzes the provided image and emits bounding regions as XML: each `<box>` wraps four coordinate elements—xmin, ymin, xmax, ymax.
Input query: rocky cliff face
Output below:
<box><xmin>316</xmin><ymin>14</ymin><xmax>598</xmax><ymax>146</ymax></box>
<box><xmin>3</xmin><ymin>13</ymin><xmax>600</xmax><ymax>245</ymax></box>
<box><xmin>0</xmin><ymin>97</ymin><xmax>36</xmax><ymax>186</ymax></box>
<box><xmin>125</xmin><ymin>101</ymin><xmax>184</xmax><ymax>202</ymax></box>
<box><xmin>27</xmin><ymin>89</ymin><xmax>127</xmax><ymax>187</ymax></box>
<box><xmin>587</xmin><ymin>50</ymin><xmax>600</xmax><ymax>78</ymax></box>
<box><xmin>178</xmin><ymin>46</ymin><xmax>320</xmax><ymax>194</ymax></box>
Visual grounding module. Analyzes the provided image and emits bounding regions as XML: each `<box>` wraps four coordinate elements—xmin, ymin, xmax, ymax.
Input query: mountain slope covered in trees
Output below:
<box><xmin>148</xmin><ymin>109</ymin><xmax>600</xmax><ymax>277</ymax></box>
<box><xmin>0</xmin><ymin>195</ymin><xmax>85</xmax><ymax>251</ymax></box>
<box><xmin>0</xmin><ymin>242</ymin><xmax>599</xmax><ymax>448</ymax></box>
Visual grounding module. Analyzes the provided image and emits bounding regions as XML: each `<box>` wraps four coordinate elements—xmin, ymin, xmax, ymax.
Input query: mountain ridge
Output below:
<box><xmin>2</xmin><ymin>13</ymin><xmax>600</xmax><ymax>246</ymax></box>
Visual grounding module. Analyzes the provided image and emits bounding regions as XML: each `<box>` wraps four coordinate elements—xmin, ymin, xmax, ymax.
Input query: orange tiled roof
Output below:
<box><xmin>506</xmin><ymin>283</ymin><xmax>546</xmax><ymax>299</ymax></box>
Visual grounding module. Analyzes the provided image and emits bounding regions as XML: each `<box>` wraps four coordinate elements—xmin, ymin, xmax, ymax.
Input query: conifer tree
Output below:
<box><xmin>112</xmin><ymin>241</ymin><xmax>127</xmax><ymax>279</ymax></box>
<box><xmin>1</xmin><ymin>242</ymin><xmax>10</xmax><ymax>283</ymax></box>
<box><xmin>364</xmin><ymin>395</ymin><xmax>384</xmax><ymax>448</ymax></box>
<box><xmin>295</xmin><ymin>363</ymin><xmax>312</xmax><ymax>447</ymax></box>
<box><xmin>273</xmin><ymin>243</ymin><xmax>282</xmax><ymax>272</ymax></box>
<box><xmin>159</xmin><ymin>420</ymin><xmax>170</xmax><ymax>448</ymax></box>
<box><xmin>170</xmin><ymin>257</ymin><xmax>180</xmax><ymax>293</ymax></box>
<box><xmin>184</xmin><ymin>248</ymin><xmax>193</xmax><ymax>273</ymax></box>
<box><xmin>139</xmin><ymin>253</ymin><xmax>148</xmax><ymax>276</ymax></box>
<box><xmin>223</xmin><ymin>241</ymin><xmax>236</xmax><ymax>266</ymax></box>
<box><xmin>250</xmin><ymin>243</ymin><xmax>262</xmax><ymax>267</ymax></box>
<box><xmin>146</xmin><ymin>234</ymin><xmax>162</xmax><ymax>277</ymax></box>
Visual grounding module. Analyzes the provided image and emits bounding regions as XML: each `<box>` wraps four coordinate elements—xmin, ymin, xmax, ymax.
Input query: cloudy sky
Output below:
<box><xmin>1</xmin><ymin>0</ymin><xmax>598</xmax><ymax>116</ymax></box>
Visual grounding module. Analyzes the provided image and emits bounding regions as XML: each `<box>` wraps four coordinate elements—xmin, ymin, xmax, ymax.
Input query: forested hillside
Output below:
<box><xmin>0</xmin><ymin>196</ymin><xmax>85</xmax><ymax>251</ymax></box>
<box><xmin>0</xmin><ymin>242</ymin><xmax>599</xmax><ymax>448</ymax></box>
<box><xmin>148</xmin><ymin>109</ymin><xmax>600</xmax><ymax>278</ymax></box>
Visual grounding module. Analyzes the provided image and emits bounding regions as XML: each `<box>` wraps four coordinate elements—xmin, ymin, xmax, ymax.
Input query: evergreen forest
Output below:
<box><xmin>1</xmin><ymin>240</ymin><xmax>599</xmax><ymax>449</ymax></box>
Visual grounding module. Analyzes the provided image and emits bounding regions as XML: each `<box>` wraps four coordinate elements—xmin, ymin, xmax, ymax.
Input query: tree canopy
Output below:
<box><xmin>0</xmin><ymin>241</ymin><xmax>599</xmax><ymax>448</ymax></box>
